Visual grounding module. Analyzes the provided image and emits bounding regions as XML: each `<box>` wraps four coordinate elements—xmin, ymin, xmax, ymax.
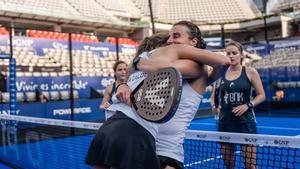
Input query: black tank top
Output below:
<box><xmin>218</xmin><ymin>67</ymin><xmax>256</xmax><ymax>124</ymax></box>
<box><xmin>109</xmin><ymin>82</ymin><xmax>116</xmax><ymax>103</ymax></box>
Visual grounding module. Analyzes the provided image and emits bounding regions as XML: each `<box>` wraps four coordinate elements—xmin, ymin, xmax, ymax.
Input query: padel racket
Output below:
<box><xmin>131</xmin><ymin>67</ymin><xmax>182</xmax><ymax>123</ymax></box>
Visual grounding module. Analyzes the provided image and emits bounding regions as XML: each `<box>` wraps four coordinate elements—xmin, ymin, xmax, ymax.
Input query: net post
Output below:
<box><xmin>8</xmin><ymin>57</ymin><xmax>17</xmax><ymax>144</ymax></box>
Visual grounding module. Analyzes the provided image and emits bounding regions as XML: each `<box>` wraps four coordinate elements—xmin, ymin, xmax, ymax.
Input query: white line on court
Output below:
<box><xmin>184</xmin><ymin>151</ymin><xmax>241</xmax><ymax>167</ymax></box>
<box><xmin>256</xmin><ymin>126</ymin><xmax>300</xmax><ymax>131</ymax></box>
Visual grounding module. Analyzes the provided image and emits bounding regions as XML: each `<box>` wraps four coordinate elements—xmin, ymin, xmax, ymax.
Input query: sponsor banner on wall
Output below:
<box><xmin>0</xmin><ymin>98</ymin><xmax>104</xmax><ymax>122</ymax></box>
<box><xmin>0</xmin><ymin>35</ymin><xmax>136</xmax><ymax>56</ymax></box>
<box><xmin>13</xmin><ymin>76</ymin><xmax>114</xmax><ymax>98</ymax></box>
<box><xmin>198</xmin><ymin>92</ymin><xmax>211</xmax><ymax>109</ymax></box>
<box><xmin>244</xmin><ymin>43</ymin><xmax>272</xmax><ymax>56</ymax></box>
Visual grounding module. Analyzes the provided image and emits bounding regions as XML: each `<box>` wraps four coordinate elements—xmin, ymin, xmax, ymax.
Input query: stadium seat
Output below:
<box><xmin>24</xmin><ymin>72</ymin><xmax>33</xmax><ymax>77</ymax></box>
<box><xmin>1</xmin><ymin>92</ymin><xmax>9</xmax><ymax>103</ymax></box>
<box><xmin>49</xmin><ymin>72</ymin><xmax>58</xmax><ymax>77</ymax></box>
<box><xmin>290</xmin><ymin>82</ymin><xmax>297</xmax><ymax>88</ymax></box>
<box><xmin>16</xmin><ymin>72</ymin><xmax>25</xmax><ymax>77</ymax></box>
<box><xmin>72</xmin><ymin>90</ymin><xmax>79</xmax><ymax>99</ymax></box>
<box><xmin>50</xmin><ymin>91</ymin><xmax>60</xmax><ymax>101</ymax></box>
<box><xmin>60</xmin><ymin>91</ymin><xmax>70</xmax><ymax>100</ymax></box>
<box><xmin>41</xmin><ymin>91</ymin><xmax>50</xmax><ymax>100</ymax></box>
<box><xmin>25</xmin><ymin>92</ymin><xmax>37</xmax><ymax>102</ymax></box>
<box><xmin>282</xmin><ymin>82</ymin><xmax>290</xmax><ymax>88</ymax></box>
<box><xmin>16</xmin><ymin>92</ymin><xmax>25</xmax><ymax>102</ymax></box>
<box><xmin>41</xmin><ymin>72</ymin><xmax>50</xmax><ymax>77</ymax></box>
<box><xmin>277</xmin><ymin>82</ymin><xmax>284</xmax><ymax>88</ymax></box>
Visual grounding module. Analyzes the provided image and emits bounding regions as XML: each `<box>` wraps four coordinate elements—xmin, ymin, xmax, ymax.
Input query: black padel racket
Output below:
<box><xmin>131</xmin><ymin>67</ymin><xmax>182</xmax><ymax>123</ymax></box>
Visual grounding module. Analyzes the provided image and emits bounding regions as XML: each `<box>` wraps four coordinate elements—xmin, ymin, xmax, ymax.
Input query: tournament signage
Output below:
<box><xmin>0</xmin><ymin>99</ymin><xmax>104</xmax><ymax>121</ymax></box>
<box><xmin>0</xmin><ymin>34</ymin><xmax>135</xmax><ymax>97</ymax></box>
<box><xmin>0</xmin><ymin>35</ymin><xmax>136</xmax><ymax>56</ymax></box>
<box><xmin>14</xmin><ymin>76</ymin><xmax>114</xmax><ymax>97</ymax></box>
<box><xmin>244</xmin><ymin>43</ymin><xmax>272</xmax><ymax>56</ymax></box>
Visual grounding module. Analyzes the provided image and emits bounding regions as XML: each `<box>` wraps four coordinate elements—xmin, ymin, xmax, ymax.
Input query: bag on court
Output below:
<box><xmin>131</xmin><ymin>67</ymin><xmax>182</xmax><ymax>123</ymax></box>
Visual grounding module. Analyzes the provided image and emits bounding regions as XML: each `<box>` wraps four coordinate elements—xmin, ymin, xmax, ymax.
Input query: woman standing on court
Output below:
<box><xmin>217</xmin><ymin>41</ymin><xmax>265</xmax><ymax>169</ymax></box>
<box><xmin>100</xmin><ymin>61</ymin><xmax>128</xmax><ymax>119</ymax></box>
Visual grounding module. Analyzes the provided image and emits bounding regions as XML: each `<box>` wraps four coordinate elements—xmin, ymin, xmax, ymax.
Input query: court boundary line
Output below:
<box><xmin>184</xmin><ymin>151</ymin><xmax>241</xmax><ymax>167</ymax></box>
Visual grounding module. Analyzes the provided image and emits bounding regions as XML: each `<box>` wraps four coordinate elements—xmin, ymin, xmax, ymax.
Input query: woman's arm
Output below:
<box><xmin>137</xmin><ymin>44</ymin><xmax>230</xmax><ymax>78</ymax></box>
<box><xmin>138</xmin><ymin>59</ymin><xmax>203</xmax><ymax>79</ymax></box>
<box><xmin>158</xmin><ymin>44</ymin><xmax>230</xmax><ymax>68</ymax></box>
<box><xmin>100</xmin><ymin>85</ymin><xmax>113</xmax><ymax>109</ymax></box>
<box><xmin>207</xmin><ymin>65</ymin><xmax>228</xmax><ymax>85</ymax></box>
<box><xmin>210</xmin><ymin>85</ymin><xmax>216</xmax><ymax>108</ymax></box>
<box><xmin>249</xmin><ymin>67</ymin><xmax>266</xmax><ymax>106</ymax></box>
<box><xmin>210</xmin><ymin>84</ymin><xmax>221</xmax><ymax>116</ymax></box>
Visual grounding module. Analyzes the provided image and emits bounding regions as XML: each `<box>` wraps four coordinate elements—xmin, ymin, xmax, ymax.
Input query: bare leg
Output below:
<box><xmin>242</xmin><ymin>144</ymin><xmax>257</xmax><ymax>169</ymax></box>
<box><xmin>163</xmin><ymin>165</ymin><xmax>176</xmax><ymax>169</ymax></box>
<box><xmin>220</xmin><ymin>143</ymin><xmax>235</xmax><ymax>169</ymax></box>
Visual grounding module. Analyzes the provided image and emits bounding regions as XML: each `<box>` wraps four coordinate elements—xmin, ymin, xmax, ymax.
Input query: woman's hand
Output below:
<box><xmin>115</xmin><ymin>84</ymin><xmax>132</xmax><ymax>106</ymax></box>
<box><xmin>211</xmin><ymin>105</ymin><xmax>219</xmax><ymax>114</ymax></box>
<box><xmin>232</xmin><ymin>104</ymin><xmax>249</xmax><ymax>117</ymax></box>
<box><xmin>100</xmin><ymin>102</ymin><xmax>111</xmax><ymax>109</ymax></box>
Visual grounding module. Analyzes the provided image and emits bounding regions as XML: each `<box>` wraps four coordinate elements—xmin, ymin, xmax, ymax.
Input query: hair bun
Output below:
<box><xmin>200</xmin><ymin>38</ymin><xmax>207</xmax><ymax>49</ymax></box>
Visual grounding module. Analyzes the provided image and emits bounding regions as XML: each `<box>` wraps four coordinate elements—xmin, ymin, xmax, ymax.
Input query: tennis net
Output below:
<box><xmin>0</xmin><ymin>114</ymin><xmax>299</xmax><ymax>169</ymax></box>
<box><xmin>184</xmin><ymin>130</ymin><xmax>300</xmax><ymax>169</ymax></box>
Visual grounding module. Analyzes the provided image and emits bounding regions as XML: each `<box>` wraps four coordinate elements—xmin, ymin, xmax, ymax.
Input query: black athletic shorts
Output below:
<box><xmin>218</xmin><ymin>122</ymin><xmax>257</xmax><ymax>134</ymax></box>
<box><xmin>158</xmin><ymin>155</ymin><xmax>183</xmax><ymax>169</ymax></box>
<box><xmin>218</xmin><ymin>122</ymin><xmax>257</xmax><ymax>148</ymax></box>
<box><xmin>85</xmin><ymin>111</ymin><xmax>160</xmax><ymax>169</ymax></box>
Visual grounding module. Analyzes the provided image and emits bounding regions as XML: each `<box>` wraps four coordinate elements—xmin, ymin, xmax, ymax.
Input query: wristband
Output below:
<box><xmin>247</xmin><ymin>101</ymin><xmax>254</xmax><ymax>109</ymax></box>
<box><xmin>115</xmin><ymin>82</ymin><xmax>128</xmax><ymax>91</ymax></box>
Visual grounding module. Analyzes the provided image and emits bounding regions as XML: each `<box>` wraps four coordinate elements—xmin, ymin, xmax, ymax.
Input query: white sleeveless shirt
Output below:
<box><xmin>107</xmin><ymin>51</ymin><xmax>161</xmax><ymax>138</ymax></box>
<box><xmin>156</xmin><ymin>81</ymin><xmax>202</xmax><ymax>162</ymax></box>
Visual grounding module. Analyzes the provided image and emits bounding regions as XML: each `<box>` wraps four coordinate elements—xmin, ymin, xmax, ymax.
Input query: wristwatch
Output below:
<box><xmin>132</xmin><ymin>56</ymin><xmax>141</xmax><ymax>71</ymax></box>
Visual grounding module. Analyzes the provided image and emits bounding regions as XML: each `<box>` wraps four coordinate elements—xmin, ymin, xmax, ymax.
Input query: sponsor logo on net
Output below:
<box><xmin>219</xmin><ymin>135</ymin><xmax>231</xmax><ymax>141</ymax></box>
<box><xmin>244</xmin><ymin>137</ymin><xmax>258</xmax><ymax>143</ymax></box>
<box><xmin>196</xmin><ymin>134</ymin><xmax>207</xmax><ymax>139</ymax></box>
<box><xmin>274</xmin><ymin>139</ymin><xmax>290</xmax><ymax>146</ymax></box>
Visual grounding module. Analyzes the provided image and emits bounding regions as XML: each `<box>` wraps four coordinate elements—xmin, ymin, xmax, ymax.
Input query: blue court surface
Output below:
<box><xmin>0</xmin><ymin>163</ymin><xmax>13</xmax><ymax>169</ymax></box>
<box><xmin>0</xmin><ymin>115</ymin><xmax>299</xmax><ymax>169</ymax></box>
<box><xmin>189</xmin><ymin>116</ymin><xmax>300</xmax><ymax>136</ymax></box>
<box><xmin>184</xmin><ymin>116</ymin><xmax>300</xmax><ymax>169</ymax></box>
